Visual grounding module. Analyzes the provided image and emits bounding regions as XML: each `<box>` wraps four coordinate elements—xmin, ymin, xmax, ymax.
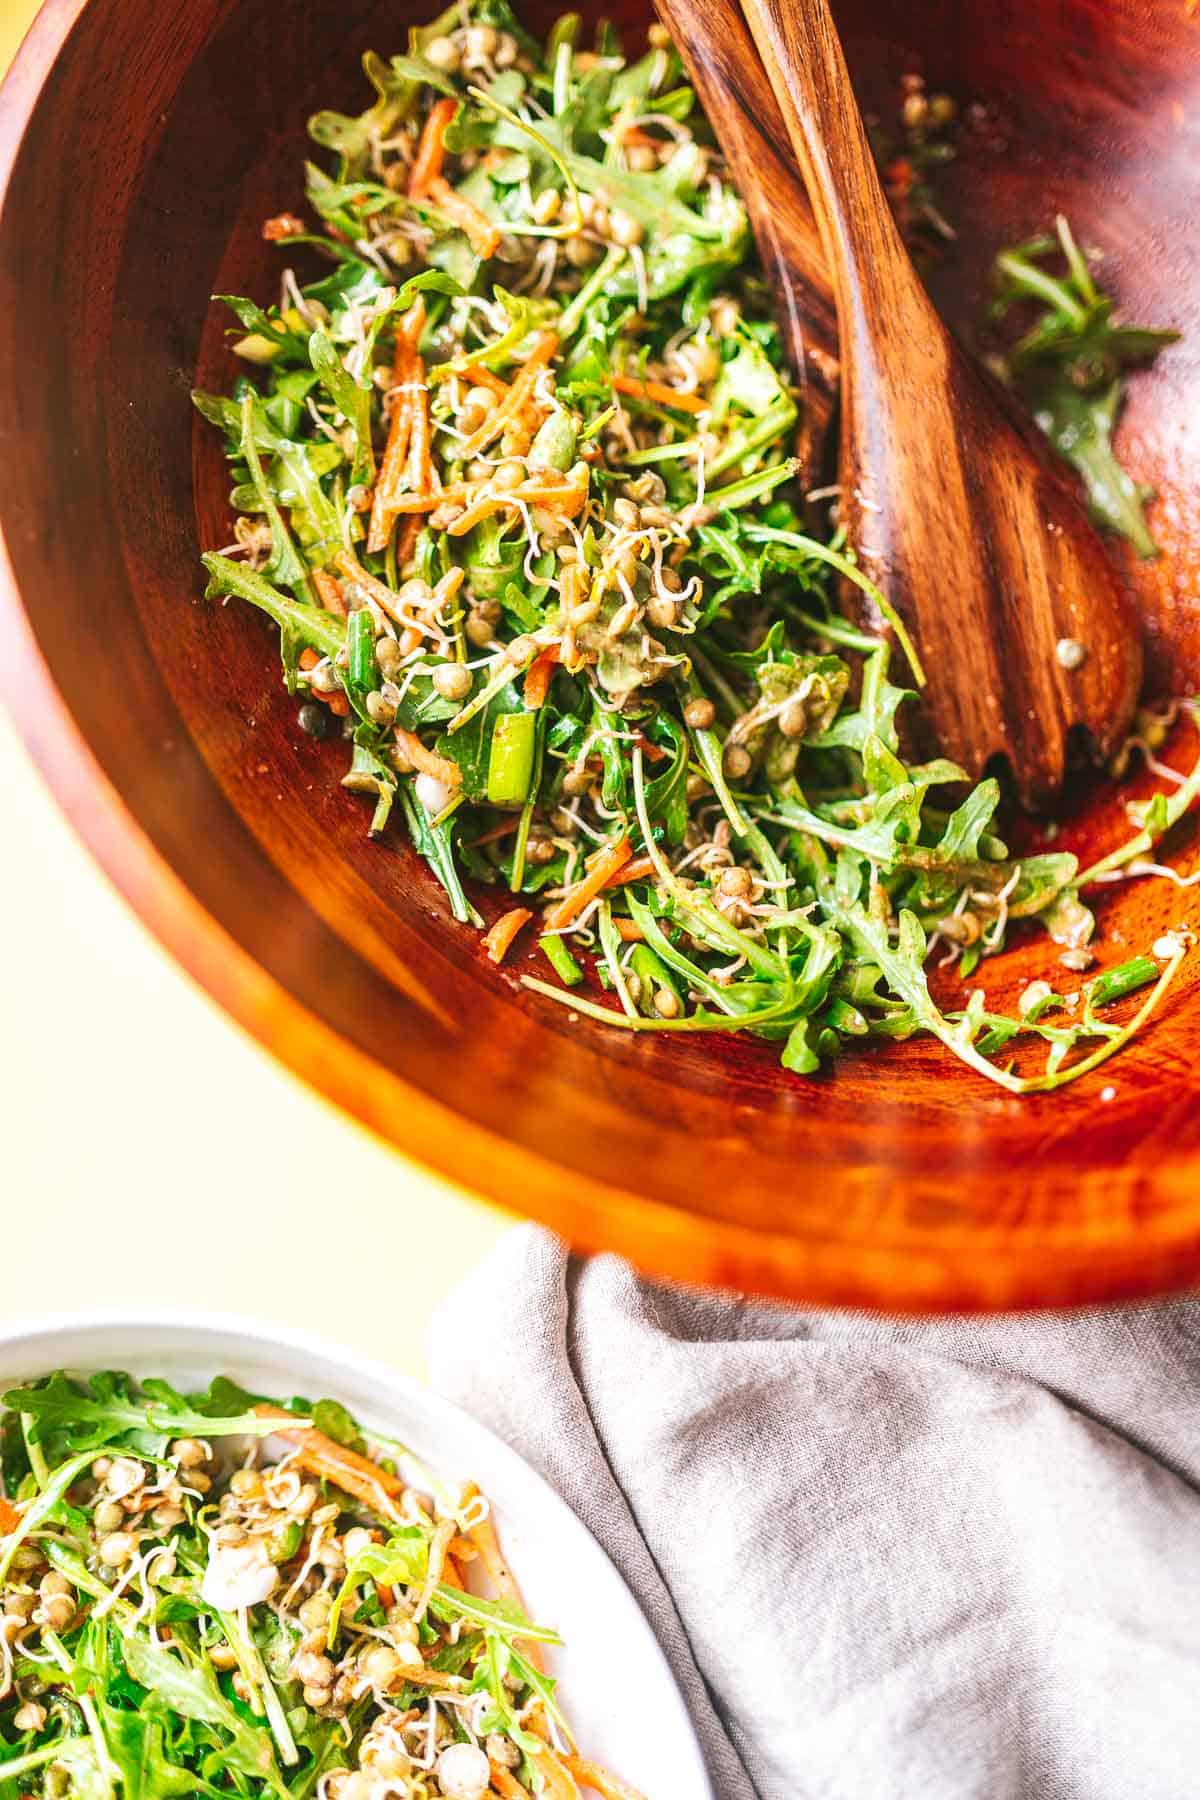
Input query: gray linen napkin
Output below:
<box><xmin>428</xmin><ymin>1225</ymin><xmax>1200</xmax><ymax>1800</ymax></box>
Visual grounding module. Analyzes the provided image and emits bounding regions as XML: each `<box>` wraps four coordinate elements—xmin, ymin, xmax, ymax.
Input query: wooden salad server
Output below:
<box><xmin>715</xmin><ymin>0</ymin><xmax>1145</xmax><ymax>801</ymax></box>
<box><xmin>653</xmin><ymin>0</ymin><xmax>839</xmax><ymax>481</ymax></box>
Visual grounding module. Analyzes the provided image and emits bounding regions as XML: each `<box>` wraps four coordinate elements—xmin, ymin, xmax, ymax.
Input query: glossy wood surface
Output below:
<box><xmin>1</xmin><ymin>0</ymin><xmax>1199</xmax><ymax>1311</ymax></box>
<box><xmin>655</xmin><ymin>0</ymin><xmax>839</xmax><ymax>479</ymax></box>
<box><xmin>741</xmin><ymin>0</ymin><xmax>1143</xmax><ymax>801</ymax></box>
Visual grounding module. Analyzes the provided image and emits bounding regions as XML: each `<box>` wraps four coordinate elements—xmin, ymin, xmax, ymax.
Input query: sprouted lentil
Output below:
<box><xmin>194</xmin><ymin>1</ymin><xmax>1192</xmax><ymax>1094</ymax></box>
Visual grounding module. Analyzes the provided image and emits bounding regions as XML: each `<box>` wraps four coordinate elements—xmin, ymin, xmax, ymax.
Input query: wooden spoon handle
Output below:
<box><xmin>737</xmin><ymin>0</ymin><xmax>935</xmax><ymax>354</ymax></box>
<box><xmin>653</xmin><ymin>0</ymin><xmax>839</xmax><ymax>480</ymax></box>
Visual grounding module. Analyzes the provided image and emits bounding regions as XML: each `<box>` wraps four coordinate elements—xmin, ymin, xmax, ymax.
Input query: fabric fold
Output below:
<box><xmin>429</xmin><ymin>1227</ymin><xmax>1200</xmax><ymax>1800</ymax></box>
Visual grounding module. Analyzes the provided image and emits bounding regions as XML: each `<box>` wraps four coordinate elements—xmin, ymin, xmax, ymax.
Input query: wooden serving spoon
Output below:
<box><xmin>711</xmin><ymin>0</ymin><xmax>1145</xmax><ymax>801</ymax></box>
<box><xmin>654</xmin><ymin>0</ymin><xmax>839</xmax><ymax>482</ymax></box>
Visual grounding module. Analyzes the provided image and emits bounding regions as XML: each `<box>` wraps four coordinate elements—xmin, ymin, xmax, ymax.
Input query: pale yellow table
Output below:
<box><xmin>0</xmin><ymin>2</ymin><xmax>510</xmax><ymax>1371</ymax></box>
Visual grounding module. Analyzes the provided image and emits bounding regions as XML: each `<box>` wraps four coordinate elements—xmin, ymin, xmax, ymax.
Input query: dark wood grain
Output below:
<box><xmin>741</xmin><ymin>0</ymin><xmax>1144</xmax><ymax>803</ymax></box>
<box><xmin>654</xmin><ymin>0</ymin><xmax>839</xmax><ymax>480</ymax></box>
<box><xmin>0</xmin><ymin>0</ymin><xmax>1199</xmax><ymax>1312</ymax></box>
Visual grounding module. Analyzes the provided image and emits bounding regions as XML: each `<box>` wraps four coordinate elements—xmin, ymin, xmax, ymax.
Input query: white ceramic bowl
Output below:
<box><xmin>0</xmin><ymin>1311</ymin><xmax>713</xmax><ymax>1800</ymax></box>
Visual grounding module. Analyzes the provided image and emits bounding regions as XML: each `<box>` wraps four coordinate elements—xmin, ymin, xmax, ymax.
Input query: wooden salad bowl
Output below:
<box><xmin>2</xmin><ymin>0</ymin><xmax>1198</xmax><ymax>1311</ymax></box>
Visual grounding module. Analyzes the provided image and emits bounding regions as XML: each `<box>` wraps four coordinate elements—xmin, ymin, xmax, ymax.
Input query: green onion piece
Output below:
<box><xmin>348</xmin><ymin>606</ymin><xmax>378</xmax><ymax>691</ymax></box>
<box><xmin>487</xmin><ymin>712</ymin><xmax>538</xmax><ymax>805</ymax></box>
<box><xmin>540</xmin><ymin>932</ymin><xmax>584</xmax><ymax>987</ymax></box>
<box><xmin>1087</xmin><ymin>956</ymin><xmax>1159</xmax><ymax>1008</ymax></box>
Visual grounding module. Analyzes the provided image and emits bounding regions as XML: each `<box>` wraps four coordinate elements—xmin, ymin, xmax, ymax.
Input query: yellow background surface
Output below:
<box><xmin>0</xmin><ymin>0</ymin><xmax>510</xmax><ymax>1369</ymax></box>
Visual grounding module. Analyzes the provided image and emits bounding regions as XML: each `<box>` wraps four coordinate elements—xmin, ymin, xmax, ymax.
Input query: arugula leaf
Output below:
<box><xmin>101</xmin><ymin>1706</ymin><xmax>221</xmax><ymax>1800</ymax></box>
<box><xmin>990</xmin><ymin>216</ymin><xmax>1179</xmax><ymax>556</ymax></box>
<box><xmin>308</xmin><ymin>331</ymin><xmax>375</xmax><ymax>488</ymax></box>
<box><xmin>121</xmin><ymin>1632</ymin><xmax>286</xmax><ymax>1796</ymax></box>
<box><xmin>202</xmin><ymin>555</ymin><xmax>345</xmax><ymax>691</ymax></box>
<box><xmin>238</xmin><ymin>394</ymin><xmax>313</xmax><ymax>599</ymax></box>
<box><xmin>2</xmin><ymin>1370</ymin><xmax>299</xmax><ymax>1458</ymax></box>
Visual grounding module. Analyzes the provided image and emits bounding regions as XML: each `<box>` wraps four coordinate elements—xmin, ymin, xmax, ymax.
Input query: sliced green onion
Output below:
<box><xmin>348</xmin><ymin>605</ymin><xmax>378</xmax><ymax>691</ymax></box>
<box><xmin>487</xmin><ymin>712</ymin><xmax>537</xmax><ymax>805</ymax></box>
<box><xmin>1087</xmin><ymin>956</ymin><xmax>1158</xmax><ymax>1008</ymax></box>
<box><xmin>540</xmin><ymin>932</ymin><xmax>584</xmax><ymax>987</ymax></box>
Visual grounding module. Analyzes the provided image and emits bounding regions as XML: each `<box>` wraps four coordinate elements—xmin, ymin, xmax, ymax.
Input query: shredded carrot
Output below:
<box><xmin>544</xmin><ymin>835</ymin><xmax>633</xmax><ymax>931</ymax></box>
<box><xmin>298</xmin><ymin>648</ymin><xmax>321</xmax><ymax>672</ymax></box>
<box><xmin>252</xmin><ymin>1405</ymin><xmax>406</xmax><ymax>1519</ymax></box>
<box><xmin>368</xmin><ymin>396</ymin><xmax>411</xmax><ymax>541</ymax></box>
<box><xmin>394</xmin><ymin>726</ymin><xmax>463</xmax><ymax>789</ymax></box>
<box><xmin>442</xmin><ymin>1554</ymin><xmax>467</xmax><ymax>1591</ymax></box>
<box><xmin>612</xmin><ymin>373</ymin><xmax>707</xmax><ymax>415</ymax></box>
<box><xmin>604</xmin><ymin>854</ymin><xmax>657</xmax><ymax>888</ymax></box>
<box><xmin>483</xmin><ymin>907</ymin><xmax>533</xmax><ymax>965</ymax></box>
<box><xmin>446</xmin><ymin>469</ymin><xmax>588</xmax><ymax>538</ymax></box>
<box><xmin>0</xmin><ymin>1497</ymin><xmax>19</xmax><ymax>1534</ymax></box>
<box><xmin>330</xmin><ymin>549</ymin><xmax>415</xmax><ymax>629</ymax></box>
<box><xmin>445</xmin><ymin>491</ymin><xmax>514</xmax><ymax>537</ymax></box>
<box><xmin>408</xmin><ymin>97</ymin><xmax>458</xmax><ymax>201</ymax></box>
<box><xmin>311</xmin><ymin>568</ymin><xmax>347</xmax><ymax>616</ymax></box>
<box><xmin>261</xmin><ymin>211</ymin><xmax>306</xmax><ymax>241</ymax></box>
<box><xmin>523</xmin><ymin>645</ymin><xmax>560</xmax><ymax>710</ymax></box>
<box><xmin>563</xmin><ymin>1758</ymin><xmax>649</xmax><ymax>1800</ymax></box>
<box><xmin>529</xmin><ymin>1748</ymin><xmax>583</xmax><ymax>1800</ymax></box>
<box><xmin>491</xmin><ymin>1757</ymin><xmax>582</xmax><ymax>1800</ymax></box>
<box><xmin>368</xmin><ymin>300</ymin><xmax>426</xmax><ymax>552</ymax></box>
<box><xmin>461</xmin><ymin>1491</ymin><xmax>545</xmax><ymax>1670</ymax></box>
<box><xmin>426</xmin><ymin>175</ymin><xmax>502</xmax><ymax>258</ymax></box>
<box><xmin>406</xmin><ymin>1664</ymin><xmax>472</xmax><ymax>1690</ymax></box>
<box><xmin>613</xmin><ymin>918</ymin><xmax>645</xmax><ymax>942</ymax></box>
<box><xmin>460</xmin><ymin>332</ymin><xmax>559</xmax><ymax>457</ymax></box>
<box><xmin>462</xmin><ymin>363</ymin><xmax>510</xmax><ymax>396</ymax></box>
<box><xmin>489</xmin><ymin>1768</ymin><xmax>528</xmax><ymax>1800</ymax></box>
<box><xmin>407</xmin><ymin>355</ymin><xmax>432</xmax><ymax>496</ymax></box>
<box><xmin>631</xmin><ymin>730</ymin><xmax>668</xmax><ymax>764</ymax></box>
<box><xmin>515</xmin><ymin>472</ymin><xmax>589</xmax><ymax>513</ymax></box>
<box><xmin>324</xmin><ymin>690</ymin><xmax>351</xmax><ymax>718</ymax></box>
<box><xmin>367</xmin><ymin>417</ymin><xmax>412</xmax><ymax>551</ymax></box>
<box><xmin>395</xmin><ymin>512</ymin><xmax>422</xmax><ymax>568</ymax></box>
<box><xmin>374</xmin><ymin>1581</ymin><xmax>395</xmax><ymax>1611</ymax></box>
<box><xmin>428</xmin><ymin>358</ymin><xmax>510</xmax><ymax>392</ymax></box>
<box><xmin>386</xmin><ymin>480</ymin><xmax>478</xmax><ymax>515</ymax></box>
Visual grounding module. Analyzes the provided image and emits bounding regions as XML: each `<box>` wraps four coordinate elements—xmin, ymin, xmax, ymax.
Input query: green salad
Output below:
<box><xmin>0</xmin><ymin>1371</ymin><xmax>640</xmax><ymax>1799</ymax></box>
<box><xmin>195</xmin><ymin>2</ymin><xmax>1192</xmax><ymax>1093</ymax></box>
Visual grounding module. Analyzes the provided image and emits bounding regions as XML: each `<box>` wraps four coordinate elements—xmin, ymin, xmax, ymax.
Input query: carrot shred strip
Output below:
<box><xmin>483</xmin><ymin>907</ymin><xmax>533</xmax><ymax>964</ymax></box>
<box><xmin>603</xmin><ymin>854</ymin><xmax>657</xmax><ymax>888</ymax></box>
<box><xmin>462</xmin><ymin>363</ymin><xmax>510</xmax><ymax>396</ymax></box>
<box><xmin>386</xmin><ymin>481</ymin><xmax>477</xmax><ymax>515</ymax></box>
<box><xmin>612</xmin><ymin>372</ymin><xmax>707</xmax><ymax>414</ymax></box>
<box><xmin>368</xmin><ymin>300</ymin><xmax>426</xmax><ymax>551</ymax></box>
<box><xmin>543</xmin><ymin>836</ymin><xmax>633</xmax><ymax>930</ymax></box>
<box><xmin>563</xmin><ymin>1757</ymin><xmax>649</xmax><ymax>1800</ymax></box>
<box><xmin>426</xmin><ymin>175</ymin><xmax>502</xmax><ymax>258</ymax></box>
<box><xmin>251</xmin><ymin>1405</ymin><xmax>405</xmax><ymax>1518</ymax></box>
<box><xmin>394</xmin><ymin>726</ymin><xmax>463</xmax><ymax>789</ymax></box>
<box><xmin>408</xmin><ymin>97</ymin><xmax>458</xmax><ymax>201</ymax></box>
<box><xmin>523</xmin><ymin>646</ymin><xmax>560</xmax><ymax>710</ymax></box>
<box><xmin>460</xmin><ymin>332</ymin><xmax>558</xmax><ymax>458</ymax></box>
<box><xmin>311</xmin><ymin>568</ymin><xmax>347</xmax><ymax>616</ymax></box>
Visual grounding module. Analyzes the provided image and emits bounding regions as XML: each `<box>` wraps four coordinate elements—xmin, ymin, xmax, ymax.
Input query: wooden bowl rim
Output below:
<box><xmin>4</xmin><ymin>0</ymin><xmax>1200</xmax><ymax>1315</ymax></box>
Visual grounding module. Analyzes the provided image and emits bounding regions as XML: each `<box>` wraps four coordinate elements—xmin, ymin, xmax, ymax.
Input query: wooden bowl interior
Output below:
<box><xmin>2</xmin><ymin>0</ymin><xmax>1199</xmax><ymax>1309</ymax></box>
